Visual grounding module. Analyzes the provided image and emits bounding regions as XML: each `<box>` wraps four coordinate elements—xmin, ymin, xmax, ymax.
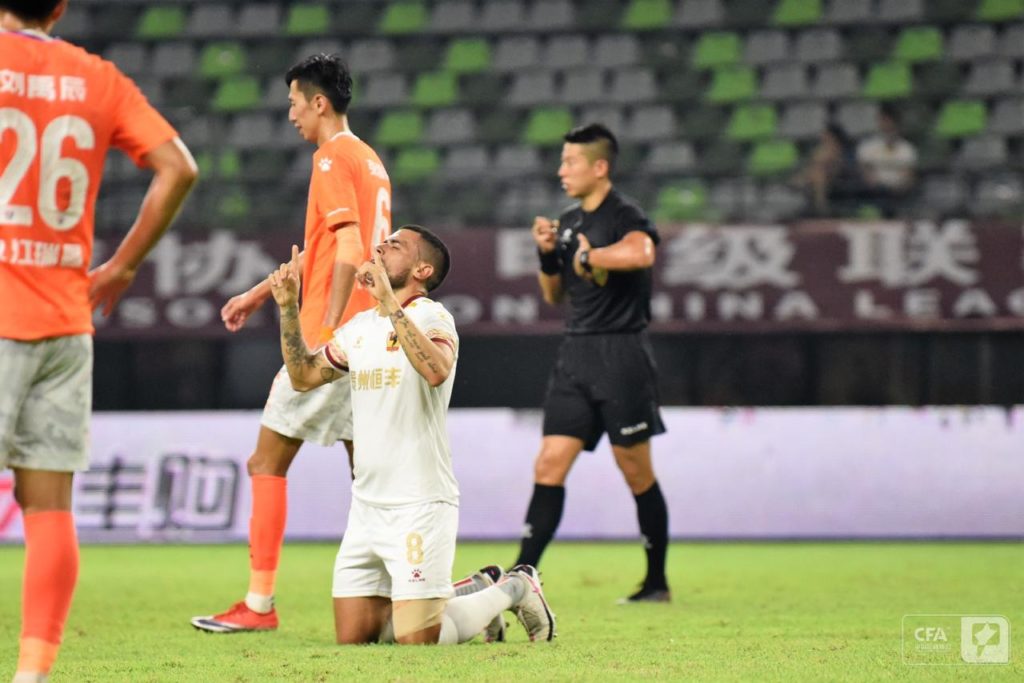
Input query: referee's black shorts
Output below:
<box><xmin>542</xmin><ymin>331</ymin><xmax>666</xmax><ymax>452</ymax></box>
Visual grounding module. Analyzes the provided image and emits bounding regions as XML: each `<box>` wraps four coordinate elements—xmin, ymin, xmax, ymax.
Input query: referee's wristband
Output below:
<box><xmin>538</xmin><ymin>249</ymin><xmax>561</xmax><ymax>275</ymax></box>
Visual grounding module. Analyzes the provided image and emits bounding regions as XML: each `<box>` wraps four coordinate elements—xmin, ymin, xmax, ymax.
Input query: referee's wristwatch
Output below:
<box><xmin>578</xmin><ymin>249</ymin><xmax>593</xmax><ymax>273</ymax></box>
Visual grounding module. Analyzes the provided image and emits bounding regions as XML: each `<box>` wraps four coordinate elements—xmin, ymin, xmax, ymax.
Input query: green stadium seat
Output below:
<box><xmin>136</xmin><ymin>6</ymin><xmax>185</xmax><ymax>39</ymax></box>
<box><xmin>285</xmin><ymin>4</ymin><xmax>329</xmax><ymax>36</ymax></box>
<box><xmin>862</xmin><ymin>62</ymin><xmax>912</xmax><ymax>99</ymax></box>
<box><xmin>524</xmin><ymin>108</ymin><xmax>574</xmax><ymax>146</ymax></box>
<box><xmin>412</xmin><ymin>71</ymin><xmax>458</xmax><ymax>108</ymax></box>
<box><xmin>693</xmin><ymin>32</ymin><xmax>741</xmax><ymax>68</ymax></box>
<box><xmin>393</xmin><ymin>148</ymin><xmax>440</xmax><ymax>184</ymax></box>
<box><xmin>193</xmin><ymin>151</ymin><xmax>214</xmax><ymax>178</ymax></box>
<box><xmin>444</xmin><ymin>39</ymin><xmax>491</xmax><ymax>73</ymax></box>
<box><xmin>893</xmin><ymin>26</ymin><xmax>943</xmax><ymax>62</ymax></box>
<box><xmin>976</xmin><ymin>0</ymin><xmax>1024</xmax><ymax>21</ymax></box>
<box><xmin>772</xmin><ymin>0</ymin><xmax>822</xmax><ymax>26</ymax></box>
<box><xmin>217</xmin><ymin>186</ymin><xmax>252</xmax><ymax>221</ymax></box>
<box><xmin>622</xmin><ymin>0</ymin><xmax>673</xmax><ymax>29</ymax></box>
<box><xmin>655</xmin><ymin>181</ymin><xmax>707</xmax><ymax>222</ymax></box>
<box><xmin>211</xmin><ymin>77</ymin><xmax>261</xmax><ymax>112</ymax></box>
<box><xmin>376</xmin><ymin>110</ymin><xmax>424</xmax><ymax>146</ymax></box>
<box><xmin>748</xmin><ymin>140</ymin><xmax>798</xmax><ymax>175</ymax></box>
<box><xmin>217</xmin><ymin>150</ymin><xmax>242</xmax><ymax>180</ymax></box>
<box><xmin>379</xmin><ymin>1</ymin><xmax>428</xmax><ymax>34</ymax></box>
<box><xmin>726</xmin><ymin>104</ymin><xmax>778</xmax><ymax>140</ymax></box>
<box><xmin>706</xmin><ymin>66</ymin><xmax>757</xmax><ymax>103</ymax></box>
<box><xmin>934</xmin><ymin>100</ymin><xmax>988</xmax><ymax>138</ymax></box>
<box><xmin>198</xmin><ymin>42</ymin><xmax>247</xmax><ymax>79</ymax></box>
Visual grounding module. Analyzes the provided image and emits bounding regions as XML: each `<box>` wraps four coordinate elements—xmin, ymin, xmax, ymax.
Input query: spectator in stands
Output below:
<box><xmin>856</xmin><ymin>106</ymin><xmax>918</xmax><ymax>217</ymax></box>
<box><xmin>791</xmin><ymin>123</ymin><xmax>858</xmax><ymax>217</ymax></box>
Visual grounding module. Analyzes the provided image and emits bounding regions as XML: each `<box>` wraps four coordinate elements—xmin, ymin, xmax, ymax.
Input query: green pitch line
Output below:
<box><xmin>1</xmin><ymin>542</ymin><xmax>1021</xmax><ymax>681</ymax></box>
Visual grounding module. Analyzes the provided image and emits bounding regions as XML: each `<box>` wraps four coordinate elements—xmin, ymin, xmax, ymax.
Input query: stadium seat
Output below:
<box><xmin>916</xmin><ymin>136</ymin><xmax>954</xmax><ymax>172</ymax></box>
<box><xmin>893</xmin><ymin>26</ymin><xmax>944</xmax><ymax>62</ymax></box>
<box><xmin>348</xmin><ymin>40</ymin><xmax>398</xmax><ymax>74</ymax></box>
<box><xmin>578</xmin><ymin>1</ymin><xmax>624</xmax><ymax>30</ymax></box>
<box><xmin>508</xmin><ymin>72</ymin><xmax>557</xmax><ymax>107</ymax></box>
<box><xmin>974</xmin><ymin>173</ymin><xmax>1023</xmax><ymax>215</ymax></box>
<box><xmin>846</xmin><ymin>29</ymin><xmax>892</xmax><ymax>62</ymax></box>
<box><xmin>609</xmin><ymin>67</ymin><xmax>657</xmax><ymax>103</ymax></box>
<box><xmin>772</xmin><ymin>0</ymin><xmax>823</xmax><ymax>26</ymax></box>
<box><xmin>523</xmin><ymin>108</ymin><xmax>574</xmax><ymax>146</ymax></box>
<box><xmin>494</xmin><ymin>145</ymin><xmax>543</xmax><ymax>177</ymax></box>
<box><xmin>623</xmin><ymin>105</ymin><xmax>678</xmax><ymax>142</ymax></box>
<box><xmin>989</xmin><ymin>97</ymin><xmax>1024</xmax><ymax>134</ymax></box>
<box><xmin>136</xmin><ymin>5</ymin><xmax>185</xmax><ymax>39</ymax></box>
<box><xmin>949</xmin><ymin>25</ymin><xmax>997</xmax><ymax>61</ymax></box>
<box><xmin>396</xmin><ymin>40</ymin><xmax>442</xmax><ymax>72</ymax></box>
<box><xmin>706</xmin><ymin>66</ymin><xmax>757</xmax><ymax>102</ymax></box>
<box><xmin>55</xmin><ymin>3</ymin><xmax>91</xmax><ymax>40</ymax></box>
<box><xmin>926</xmin><ymin>0</ymin><xmax>977</xmax><ymax>23</ymax></box>
<box><xmin>934</xmin><ymin>100</ymin><xmax>988</xmax><ymax>137</ymax></box>
<box><xmin>710</xmin><ymin>178</ymin><xmax>760</xmax><ymax>220</ymax></box>
<box><xmin>684</xmin><ymin>105</ymin><xmax>727</xmax><ymax>137</ymax></box>
<box><xmin>778</xmin><ymin>102</ymin><xmax>827</xmax><ymax>140</ymax></box>
<box><xmin>862</xmin><ymin>62</ymin><xmax>912</xmax><ymax>99</ymax></box>
<box><xmin>825</xmin><ymin>0</ymin><xmax>872</xmax><ymax>25</ymax></box>
<box><xmin>237</xmin><ymin>5</ymin><xmax>281</xmax><ymax>37</ymax></box>
<box><xmin>430</xmin><ymin>1</ymin><xmax>477</xmax><ymax>32</ymax></box>
<box><xmin>285</xmin><ymin>4</ymin><xmax>329</xmax><ymax>36</ymax></box>
<box><xmin>211</xmin><ymin>77</ymin><xmax>261</xmax><ymax>112</ymax></box>
<box><xmin>760</xmin><ymin>64</ymin><xmax>808</xmax><ymax>100</ymax></box>
<box><xmin>700</xmin><ymin>139</ymin><xmax>744</xmax><ymax>174</ymax></box>
<box><xmin>594</xmin><ymin>35</ymin><xmax>641</xmax><ymax>68</ymax></box>
<box><xmin>104</xmin><ymin>43</ymin><xmax>148</xmax><ymax>78</ymax></box>
<box><xmin>660</xmin><ymin>68</ymin><xmax>703</xmax><ymax>103</ymax></box>
<box><xmin>964</xmin><ymin>60</ymin><xmax>1017</xmax><ymax>95</ymax></box>
<box><xmin>919</xmin><ymin>175</ymin><xmax>970</xmax><ymax>216</ymax></box>
<box><xmin>581</xmin><ymin>106</ymin><xmax>627</xmax><ymax>137</ymax></box>
<box><xmin>442</xmin><ymin>145</ymin><xmax>490</xmax><ymax>180</ymax></box>
<box><xmin>654</xmin><ymin>180</ymin><xmax>708</xmax><ymax>222</ymax></box>
<box><xmin>810</xmin><ymin>62</ymin><xmax>860</xmax><ymax>99</ymax></box>
<box><xmin>748</xmin><ymin>140</ymin><xmax>799</xmax><ymax>175</ymax></box>
<box><xmin>835</xmin><ymin>100</ymin><xmax>879</xmax><ymax>137</ymax></box>
<box><xmin>330</xmin><ymin>3</ymin><xmax>380</xmax><ymax>35</ymax></box>
<box><xmin>977</xmin><ymin>0</ymin><xmax>1024</xmax><ymax>21</ymax></box>
<box><xmin>375</xmin><ymin>110</ymin><xmax>424</xmax><ymax>146</ymax></box>
<box><xmin>480</xmin><ymin>0</ymin><xmax>526</xmax><ymax>31</ymax></box>
<box><xmin>460</xmin><ymin>72</ymin><xmax>505</xmax><ymax>106</ymax></box>
<box><xmin>424</xmin><ymin>108</ymin><xmax>477</xmax><ymax>145</ymax></box>
<box><xmin>393</xmin><ymin>148</ymin><xmax>440</xmax><ymax>183</ymax></box>
<box><xmin>411</xmin><ymin>71</ymin><xmax>458</xmax><ymax>108</ymax></box>
<box><xmin>542</xmin><ymin>35</ymin><xmax>590</xmax><ymax>70</ymax></box>
<box><xmin>693</xmin><ymin>32</ymin><xmax>742</xmax><ymax>68</ymax></box>
<box><xmin>744</xmin><ymin>30</ymin><xmax>791</xmax><ymax>64</ymax></box>
<box><xmin>226</xmin><ymin>113</ymin><xmax>275</xmax><ymax>150</ymax></box>
<box><xmin>622</xmin><ymin>0</ymin><xmax>673</xmax><ymax>29</ymax></box>
<box><xmin>496</xmin><ymin>181</ymin><xmax>558</xmax><ymax>225</ymax></box>
<box><xmin>762</xmin><ymin>183</ymin><xmax>808</xmax><ymax>221</ymax></box>
<box><xmin>877</xmin><ymin>0</ymin><xmax>924</xmax><ymax>23</ymax></box>
<box><xmin>727</xmin><ymin>0</ymin><xmax>775</xmax><ymax>27</ymax></box>
<box><xmin>795</xmin><ymin>28</ymin><xmax>842</xmax><ymax>62</ymax></box>
<box><xmin>646</xmin><ymin>142</ymin><xmax>697</xmax><ymax>174</ymax></box>
<box><xmin>726</xmin><ymin>103</ymin><xmax>778</xmax><ymax>140</ymax></box>
<box><xmin>199</xmin><ymin>42</ymin><xmax>247</xmax><ymax>79</ymax></box>
<box><xmin>494</xmin><ymin>36</ymin><xmax>541</xmax><ymax>71</ymax></box>
<box><xmin>916</xmin><ymin>62</ymin><xmax>964</xmax><ymax>98</ymax></box>
<box><xmin>379</xmin><ymin>1</ymin><xmax>428</xmax><ymax>34</ymax></box>
<box><xmin>444</xmin><ymin>38</ymin><xmax>491</xmax><ymax>73</ymax></box>
<box><xmin>362</xmin><ymin>73</ymin><xmax>409</xmax><ymax>108</ymax></box>
<box><xmin>187</xmin><ymin>4</ymin><xmax>234</xmax><ymax>37</ymax></box>
<box><xmin>898</xmin><ymin>100</ymin><xmax>935</xmax><ymax>136</ymax></box>
<box><xmin>957</xmin><ymin>135</ymin><xmax>1009</xmax><ymax>169</ymax></box>
<box><xmin>998</xmin><ymin>23</ymin><xmax>1024</xmax><ymax>56</ymax></box>
<box><xmin>676</xmin><ymin>0</ymin><xmax>724</xmax><ymax>28</ymax></box>
<box><xmin>526</xmin><ymin>0</ymin><xmax>575</xmax><ymax>31</ymax></box>
<box><xmin>561</xmin><ymin>70</ymin><xmax>605</xmax><ymax>105</ymax></box>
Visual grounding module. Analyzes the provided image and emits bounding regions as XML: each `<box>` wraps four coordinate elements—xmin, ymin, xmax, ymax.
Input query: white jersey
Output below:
<box><xmin>330</xmin><ymin>296</ymin><xmax>459</xmax><ymax>508</ymax></box>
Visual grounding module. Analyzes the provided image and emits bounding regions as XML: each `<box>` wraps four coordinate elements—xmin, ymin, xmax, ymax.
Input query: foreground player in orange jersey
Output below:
<box><xmin>192</xmin><ymin>54</ymin><xmax>392</xmax><ymax>633</ymax></box>
<box><xmin>0</xmin><ymin>1</ymin><xmax>198</xmax><ymax>680</ymax></box>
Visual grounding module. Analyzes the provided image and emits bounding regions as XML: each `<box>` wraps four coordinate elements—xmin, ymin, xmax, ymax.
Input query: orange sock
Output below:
<box><xmin>248</xmin><ymin>475</ymin><xmax>287</xmax><ymax>599</ymax></box>
<box><xmin>18</xmin><ymin>510</ymin><xmax>78</xmax><ymax>675</ymax></box>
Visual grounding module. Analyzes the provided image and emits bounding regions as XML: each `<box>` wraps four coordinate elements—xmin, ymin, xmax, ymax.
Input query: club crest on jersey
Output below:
<box><xmin>386</xmin><ymin>331</ymin><xmax>400</xmax><ymax>352</ymax></box>
<box><xmin>409</xmin><ymin>568</ymin><xmax>425</xmax><ymax>583</ymax></box>
<box><xmin>318</xmin><ymin>157</ymin><xmax>333</xmax><ymax>172</ymax></box>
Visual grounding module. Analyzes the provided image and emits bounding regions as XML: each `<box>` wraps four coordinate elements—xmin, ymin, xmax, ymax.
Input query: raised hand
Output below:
<box><xmin>269</xmin><ymin>245</ymin><xmax>302</xmax><ymax>308</ymax></box>
<box><xmin>532</xmin><ymin>216</ymin><xmax>558</xmax><ymax>253</ymax></box>
<box><xmin>356</xmin><ymin>249</ymin><xmax>395</xmax><ymax>305</ymax></box>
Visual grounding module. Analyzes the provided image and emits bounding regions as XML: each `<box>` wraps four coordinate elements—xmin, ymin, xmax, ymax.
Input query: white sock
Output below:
<box><xmin>244</xmin><ymin>592</ymin><xmax>273</xmax><ymax>614</ymax></box>
<box><xmin>12</xmin><ymin>673</ymin><xmax>48</xmax><ymax>683</ymax></box>
<box><xmin>438</xmin><ymin>583</ymin><xmax>518</xmax><ymax>644</ymax></box>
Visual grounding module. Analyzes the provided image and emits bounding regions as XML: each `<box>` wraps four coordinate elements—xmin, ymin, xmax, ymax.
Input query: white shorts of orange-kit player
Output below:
<box><xmin>260</xmin><ymin>364</ymin><xmax>353</xmax><ymax>446</ymax></box>
<box><xmin>332</xmin><ymin>498</ymin><xmax>458</xmax><ymax>602</ymax></box>
<box><xmin>0</xmin><ymin>335</ymin><xmax>91</xmax><ymax>472</ymax></box>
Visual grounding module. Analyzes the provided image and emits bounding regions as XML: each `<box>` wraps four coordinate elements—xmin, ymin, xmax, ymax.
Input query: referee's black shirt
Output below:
<box><xmin>554</xmin><ymin>188</ymin><xmax>660</xmax><ymax>335</ymax></box>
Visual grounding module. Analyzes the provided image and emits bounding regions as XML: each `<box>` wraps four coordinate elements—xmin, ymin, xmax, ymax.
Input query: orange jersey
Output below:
<box><xmin>0</xmin><ymin>30</ymin><xmax>177</xmax><ymax>341</ymax></box>
<box><xmin>300</xmin><ymin>131</ymin><xmax>391</xmax><ymax>346</ymax></box>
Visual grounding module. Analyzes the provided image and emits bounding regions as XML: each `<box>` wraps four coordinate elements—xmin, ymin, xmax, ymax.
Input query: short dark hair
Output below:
<box><xmin>0</xmin><ymin>0</ymin><xmax>63</xmax><ymax>21</ymax></box>
<box><xmin>401</xmin><ymin>224</ymin><xmax>451</xmax><ymax>292</ymax></box>
<box><xmin>878</xmin><ymin>105</ymin><xmax>901</xmax><ymax>126</ymax></box>
<box><xmin>564</xmin><ymin>123</ymin><xmax>619</xmax><ymax>173</ymax></box>
<box><xmin>285</xmin><ymin>53</ymin><xmax>353</xmax><ymax>115</ymax></box>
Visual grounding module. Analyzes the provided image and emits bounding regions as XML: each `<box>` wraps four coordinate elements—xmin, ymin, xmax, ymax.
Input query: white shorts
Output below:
<box><xmin>260</xmin><ymin>365</ymin><xmax>353</xmax><ymax>446</ymax></box>
<box><xmin>333</xmin><ymin>499</ymin><xmax>458</xmax><ymax>602</ymax></box>
<box><xmin>0</xmin><ymin>335</ymin><xmax>92</xmax><ymax>472</ymax></box>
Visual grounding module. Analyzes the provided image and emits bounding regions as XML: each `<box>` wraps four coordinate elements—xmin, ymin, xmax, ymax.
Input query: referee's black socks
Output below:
<box><xmin>514</xmin><ymin>483</ymin><xmax>565</xmax><ymax>568</ymax></box>
<box><xmin>634</xmin><ymin>480</ymin><xmax>669</xmax><ymax>590</ymax></box>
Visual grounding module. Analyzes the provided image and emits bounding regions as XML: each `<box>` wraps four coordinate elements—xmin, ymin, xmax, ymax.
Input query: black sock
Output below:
<box><xmin>634</xmin><ymin>480</ymin><xmax>669</xmax><ymax>589</ymax></box>
<box><xmin>514</xmin><ymin>484</ymin><xmax>565</xmax><ymax>568</ymax></box>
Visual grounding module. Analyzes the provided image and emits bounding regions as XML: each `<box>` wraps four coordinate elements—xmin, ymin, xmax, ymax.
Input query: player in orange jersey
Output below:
<box><xmin>0</xmin><ymin>1</ymin><xmax>198</xmax><ymax>680</ymax></box>
<box><xmin>191</xmin><ymin>54</ymin><xmax>391</xmax><ymax>634</ymax></box>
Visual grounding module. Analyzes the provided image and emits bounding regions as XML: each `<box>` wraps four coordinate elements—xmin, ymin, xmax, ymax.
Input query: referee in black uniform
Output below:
<box><xmin>513</xmin><ymin>124</ymin><xmax>670</xmax><ymax>603</ymax></box>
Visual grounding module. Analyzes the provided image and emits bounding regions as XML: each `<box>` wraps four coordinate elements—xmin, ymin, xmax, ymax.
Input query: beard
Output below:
<box><xmin>387</xmin><ymin>267</ymin><xmax>411</xmax><ymax>290</ymax></box>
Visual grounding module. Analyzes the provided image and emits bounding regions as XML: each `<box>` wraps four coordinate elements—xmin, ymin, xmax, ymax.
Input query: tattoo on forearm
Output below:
<box><xmin>281</xmin><ymin>305</ymin><xmax>318</xmax><ymax>371</ymax></box>
<box><xmin>389</xmin><ymin>308</ymin><xmax>446</xmax><ymax>379</ymax></box>
<box><xmin>320</xmin><ymin>367</ymin><xmax>341</xmax><ymax>383</ymax></box>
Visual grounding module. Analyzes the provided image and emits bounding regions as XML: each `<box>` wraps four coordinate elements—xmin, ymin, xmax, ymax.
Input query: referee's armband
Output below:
<box><xmin>538</xmin><ymin>249</ymin><xmax>561</xmax><ymax>275</ymax></box>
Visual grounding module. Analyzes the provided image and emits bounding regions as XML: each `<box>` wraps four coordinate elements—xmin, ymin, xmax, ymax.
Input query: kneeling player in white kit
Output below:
<box><xmin>267</xmin><ymin>225</ymin><xmax>556</xmax><ymax>644</ymax></box>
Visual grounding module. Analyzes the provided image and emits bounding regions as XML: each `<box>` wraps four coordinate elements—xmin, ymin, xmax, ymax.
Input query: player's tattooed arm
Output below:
<box><xmin>387</xmin><ymin>308</ymin><xmax>455</xmax><ymax>388</ymax></box>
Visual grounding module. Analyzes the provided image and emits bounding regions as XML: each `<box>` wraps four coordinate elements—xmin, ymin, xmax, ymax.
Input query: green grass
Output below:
<box><xmin>1</xmin><ymin>542</ymin><xmax>1021</xmax><ymax>681</ymax></box>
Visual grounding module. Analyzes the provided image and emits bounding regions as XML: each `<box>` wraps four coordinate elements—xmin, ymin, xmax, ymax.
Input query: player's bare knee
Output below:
<box><xmin>534</xmin><ymin>451</ymin><xmax>570</xmax><ymax>485</ymax></box>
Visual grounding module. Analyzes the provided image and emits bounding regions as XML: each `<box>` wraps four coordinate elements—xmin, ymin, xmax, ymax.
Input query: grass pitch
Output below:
<box><xmin>1</xmin><ymin>541</ymin><xmax>1021</xmax><ymax>681</ymax></box>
